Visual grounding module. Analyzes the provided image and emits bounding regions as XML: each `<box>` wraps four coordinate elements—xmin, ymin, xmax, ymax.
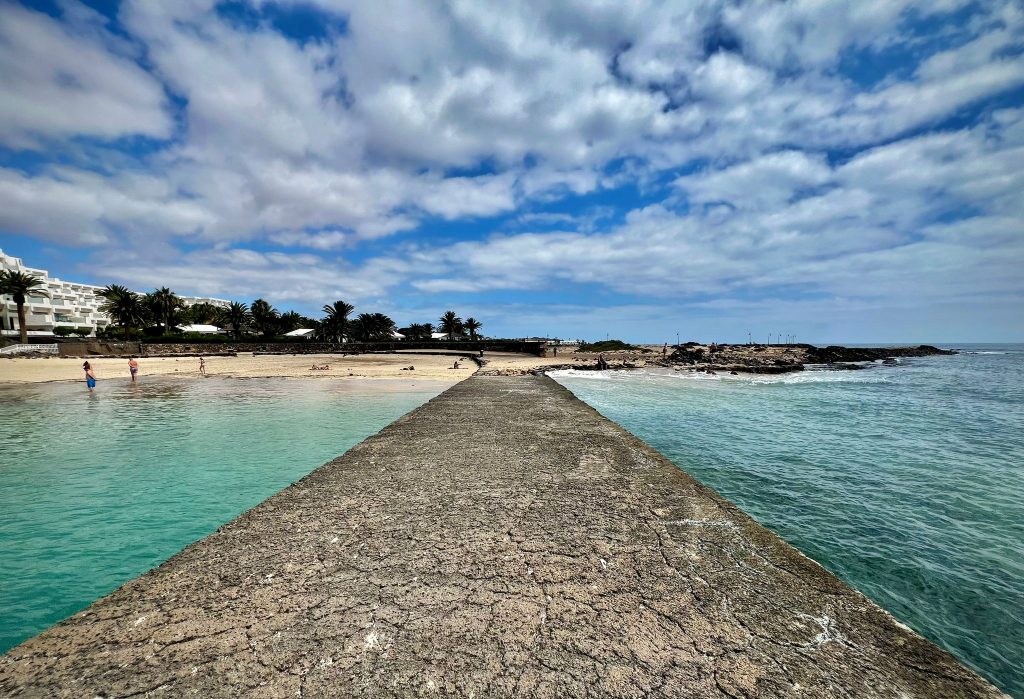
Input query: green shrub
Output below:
<box><xmin>72</xmin><ymin>327</ymin><xmax>92</xmax><ymax>337</ymax></box>
<box><xmin>578</xmin><ymin>339</ymin><xmax>639</xmax><ymax>352</ymax></box>
<box><xmin>98</xmin><ymin>326</ymin><xmax>141</xmax><ymax>340</ymax></box>
<box><xmin>52</xmin><ymin>326</ymin><xmax>74</xmax><ymax>337</ymax></box>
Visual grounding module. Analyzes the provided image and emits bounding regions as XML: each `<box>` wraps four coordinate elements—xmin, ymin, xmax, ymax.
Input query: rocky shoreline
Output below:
<box><xmin>667</xmin><ymin>342</ymin><xmax>954</xmax><ymax>375</ymax></box>
<box><xmin>533</xmin><ymin>343</ymin><xmax>955</xmax><ymax>376</ymax></box>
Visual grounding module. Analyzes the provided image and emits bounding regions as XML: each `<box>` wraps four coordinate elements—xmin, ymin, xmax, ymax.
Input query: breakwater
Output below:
<box><xmin>0</xmin><ymin>376</ymin><xmax>1005</xmax><ymax>697</ymax></box>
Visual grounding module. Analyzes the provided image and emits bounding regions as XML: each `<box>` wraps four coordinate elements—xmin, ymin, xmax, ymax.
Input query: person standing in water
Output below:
<box><xmin>199</xmin><ymin>356</ymin><xmax>206</xmax><ymax>376</ymax></box>
<box><xmin>83</xmin><ymin>361</ymin><xmax>97</xmax><ymax>392</ymax></box>
<box><xmin>128</xmin><ymin>356</ymin><xmax>139</xmax><ymax>382</ymax></box>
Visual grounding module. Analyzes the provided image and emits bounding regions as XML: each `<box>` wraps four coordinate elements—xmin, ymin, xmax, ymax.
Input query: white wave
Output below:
<box><xmin>551</xmin><ymin>367</ymin><xmax>725</xmax><ymax>384</ymax></box>
<box><xmin>553</xmin><ymin>366</ymin><xmax>892</xmax><ymax>387</ymax></box>
<box><xmin>751</xmin><ymin>370</ymin><xmax>891</xmax><ymax>385</ymax></box>
<box><xmin>963</xmin><ymin>351</ymin><xmax>1007</xmax><ymax>355</ymax></box>
<box><xmin>664</xmin><ymin>370</ymin><xmax>725</xmax><ymax>382</ymax></box>
<box><xmin>627</xmin><ymin>367</ymin><xmax>727</xmax><ymax>382</ymax></box>
<box><xmin>548</xmin><ymin>369</ymin><xmax>614</xmax><ymax>380</ymax></box>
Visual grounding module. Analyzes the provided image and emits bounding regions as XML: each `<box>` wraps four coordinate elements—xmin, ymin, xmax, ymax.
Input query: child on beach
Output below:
<box><xmin>128</xmin><ymin>357</ymin><xmax>139</xmax><ymax>382</ymax></box>
<box><xmin>83</xmin><ymin>361</ymin><xmax>97</xmax><ymax>391</ymax></box>
<box><xmin>199</xmin><ymin>356</ymin><xmax>206</xmax><ymax>376</ymax></box>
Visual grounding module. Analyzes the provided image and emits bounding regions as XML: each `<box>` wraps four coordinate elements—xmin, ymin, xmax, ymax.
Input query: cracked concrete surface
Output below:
<box><xmin>0</xmin><ymin>376</ymin><xmax>1007</xmax><ymax>698</ymax></box>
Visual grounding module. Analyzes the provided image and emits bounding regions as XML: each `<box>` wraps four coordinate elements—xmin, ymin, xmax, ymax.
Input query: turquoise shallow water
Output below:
<box><xmin>0</xmin><ymin>376</ymin><xmax>447</xmax><ymax>654</ymax></box>
<box><xmin>554</xmin><ymin>344</ymin><xmax>1024</xmax><ymax>696</ymax></box>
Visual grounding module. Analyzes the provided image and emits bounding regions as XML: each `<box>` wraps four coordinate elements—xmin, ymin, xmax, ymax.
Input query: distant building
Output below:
<box><xmin>181</xmin><ymin>297</ymin><xmax>230</xmax><ymax>309</ymax></box>
<box><xmin>1</xmin><ymin>248</ymin><xmax>229</xmax><ymax>339</ymax></box>
<box><xmin>178</xmin><ymin>324</ymin><xmax>223</xmax><ymax>334</ymax></box>
<box><xmin>284</xmin><ymin>328</ymin><xmax>315</xmax><ymax>338</ymax></box>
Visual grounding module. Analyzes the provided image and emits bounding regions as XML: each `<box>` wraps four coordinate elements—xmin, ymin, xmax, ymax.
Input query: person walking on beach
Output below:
<box><xmin>83</xmin><ymin>361</ymin><xmax>97</xmax><ymax>392</ymax></box>
<box><xmin>128</xmin><ymin>357</ymin><xmax>139</xmax><ymax>382</ymax></box>
<box><xmin>199</xmin><ymin>356</ymin><xmax>206</xmax><ymax>376</ymax></box>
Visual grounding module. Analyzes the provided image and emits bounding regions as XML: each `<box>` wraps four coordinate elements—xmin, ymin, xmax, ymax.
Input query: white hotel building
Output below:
<box><xmin>1</xmin><ymin>248</ymin><xmax>228</xmax><ymax>339</ymax></box>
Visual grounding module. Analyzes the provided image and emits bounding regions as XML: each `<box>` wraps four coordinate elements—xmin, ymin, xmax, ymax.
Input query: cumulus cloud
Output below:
<box><xmin>88</xmin><ymin>246</ymin><xmax>405</xmax><ymax>306</ymax></box>
<box><xmin>676</xmin><ymin>151</ymin><xmax>833</xmax><ymax>211</ymax></box>
<box><xmin>0</xmin><ymin>0</ymin><xmax>1022</xmax><ymax>338</ymax></box>
<box><xmin>408</xmin><ymin>112</ymin><xmax>1024</xmax><ymax>308</ymax></box>
<box><xmin>269</xmin><ymin>230</ymin><xmax>349</xmax><ymax>251</ymax></box>
<box><xmin>0</xmin><ymin>3</ymin><xmax>171</xmax><ymax>148</ymax></box>
<box><xmin>0</xmin><ymin>167</ymin><xmax>213</xmax><ymax>245</ymax></box>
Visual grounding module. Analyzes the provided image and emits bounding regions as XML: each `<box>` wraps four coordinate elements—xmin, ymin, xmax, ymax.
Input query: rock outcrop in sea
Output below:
<box><xmin>662</xmin><ymin>343</ymin><xmax>953</xmax><ymax>375</ymax></box>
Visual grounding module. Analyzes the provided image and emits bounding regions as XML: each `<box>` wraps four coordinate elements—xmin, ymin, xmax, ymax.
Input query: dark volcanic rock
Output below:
<box><xmin>665</xmin><ymin>343</ymin><xmax>953</xmax><ymax>375</ymax></box>
<box><xmin>805</xmin><ymin>344</ymin><xmax>954</xmax><ymax>364</ymax></box>
<box><xmin>668</xmin><ymin>346</ymin><xmax>705</xmax><ymax>364</ymax></box>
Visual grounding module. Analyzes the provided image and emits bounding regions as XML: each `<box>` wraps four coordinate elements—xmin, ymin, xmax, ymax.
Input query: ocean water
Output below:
<box><xmin>554</xmin><ymin>344</ymin><xmax>1024</xmax><ymax>696</ymax></box>
<box><xmin>0</xmin><ymin>376</ymin><xmax>447</xmax><ymax>654</ymax></box>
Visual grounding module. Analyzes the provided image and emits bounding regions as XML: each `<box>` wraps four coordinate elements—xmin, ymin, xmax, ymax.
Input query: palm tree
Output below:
<box><xmin>398</xmin><ymin>322</ymin><xmax>433</xmax><ymax>340</ymax></box>
<box><xmin>348</xmin><ymin>314</ymin><xmax>369</xmax><ymax>342</ymax></box>
<box><xmin>367</xmin><ymin>312</ymin><xmax>397</xmax><ymax>340</ymax></box>
<box><xmin>250</xmin><ymin>298</ymin><xmax>279</xmax><ymax>338</ymax></box>
<box><xmin>321</xmin><ymin>300</ymin><xmax>354</xmax><ymax>342</ymax></box>
<box><xmin>184</xmin><ymin>302</ymin><xmax>222</xmax><ymax>325</ymax></box>
<box><xmin>218</xmin><ymin>301</ymin><xmax>252</xmax><ymax>339</ymax></box>
<box><xmin>98</xmin><ymin>284</ymin><xmax>149</xmax><ymax>340</ymax></box>
<box><xmin>464</xmin><ymin>317</ymin><xmax>482</xmax><ymax>340</ymax></box>
<box><xmin>439</xmin><ymin>310</ymin><xmax>463</xmax><ymax>341</ymax></box>
<box><xmin>0</xmin><ymin>270</ymin><xmax>49</xmax><ymax>343</ymax></box>
<box><xmin>149</xmin><ymin>287</ymin><xmax>181</xmax><ymax>334</ymax></box>
<box><xmin>349</xmin><ymin>313</ymin><xmax>396</xmax><ymax>341</ymax></box>
<box><xmin>279</xmin><ymin>311</ymin><xmax>303</xmax><ymax>333</ymax></box>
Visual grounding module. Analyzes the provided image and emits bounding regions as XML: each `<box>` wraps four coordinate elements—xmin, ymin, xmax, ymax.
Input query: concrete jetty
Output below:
<box><xmin>0</xmin><ymin>376</ymin><xmax>1006</xmax><ymax>697</ymax></box>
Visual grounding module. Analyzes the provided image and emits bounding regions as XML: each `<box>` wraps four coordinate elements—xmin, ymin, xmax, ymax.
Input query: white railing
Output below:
<box><xmin>0</xmin><ymin>343</ymin><xmax>59</xmax><ymax>356</ymax></box>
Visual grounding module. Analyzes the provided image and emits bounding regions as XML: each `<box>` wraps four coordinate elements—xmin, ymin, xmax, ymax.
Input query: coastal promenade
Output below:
<box><xmin>0</xmin><ymin>376</ymin><xmax>1005</xmax><ymax>697</ymax></box>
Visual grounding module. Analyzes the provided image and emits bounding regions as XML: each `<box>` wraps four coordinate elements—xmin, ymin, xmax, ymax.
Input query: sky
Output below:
<box><xmin>0</xmin><ymin>0</ymin><xmax>1022</xmax><ymax>343</ymax></box>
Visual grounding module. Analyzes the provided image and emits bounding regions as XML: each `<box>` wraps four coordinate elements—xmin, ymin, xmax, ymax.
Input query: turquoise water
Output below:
<box><xmin>554</xmin><ymin>345</ymin><xmax>1024</xmax><ymax>696</ymax></box>
<box><xmin>0</xmin><ymin>376</ymin><xmax>447</xmax><ymax>653</ymax></box>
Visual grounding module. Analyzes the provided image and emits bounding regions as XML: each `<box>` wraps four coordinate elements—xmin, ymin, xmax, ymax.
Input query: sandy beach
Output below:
<box><xmin>0</xmin><ymin>347</ymin><xmax>673</xmax><ymax>385</ymax></box>
<box><xmin>0</xmin><ymin>352</ymin><xmax>479</xmax><ymax>384</ymax></box>
<box><xmin>4</xmin><ymin>341</ymin><xmax>915</xmax><ymax>385</ymax></box>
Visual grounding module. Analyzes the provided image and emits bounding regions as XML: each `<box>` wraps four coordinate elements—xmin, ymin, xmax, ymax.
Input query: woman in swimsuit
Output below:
<box><xmin>83</xmin><ymin>361</ymin><xmax>97</xmax><ymax>391</ymax></box>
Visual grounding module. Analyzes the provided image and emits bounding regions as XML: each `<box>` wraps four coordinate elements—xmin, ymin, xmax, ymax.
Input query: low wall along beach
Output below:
<box><xmin>55</xmin><ymin>339</ymin><xmax>549</xmax><ymax>358</ymax></box>
<box><xmin>0</xmin><ymin>375</ymin><xmax>1005</xmax><ymax>697</ymax></box>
